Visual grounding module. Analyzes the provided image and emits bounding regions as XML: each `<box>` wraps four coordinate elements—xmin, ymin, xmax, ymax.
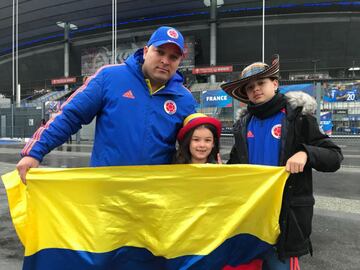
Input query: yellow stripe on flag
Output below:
<box><xmin>2</xmin><ymin>164</ymin><xmax>288</xmax><ymax>258</ymax></box>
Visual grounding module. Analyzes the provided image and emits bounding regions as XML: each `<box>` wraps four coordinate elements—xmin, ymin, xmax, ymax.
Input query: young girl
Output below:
<box><xmin>174</xmin><ymin>113</ymin><xmax>221</xmax><ymax>164</ymax></box>
<box><xmin>175</xmin><ymin>113</ymin><xmax>262</xmax><ymax>270</ymax></box>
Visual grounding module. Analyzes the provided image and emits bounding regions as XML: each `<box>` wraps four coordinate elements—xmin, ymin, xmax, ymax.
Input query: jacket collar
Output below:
<box><xmin>235</xmin><ymin>91</ymin><xmax>316</xmax><ymax>121</ymax></box>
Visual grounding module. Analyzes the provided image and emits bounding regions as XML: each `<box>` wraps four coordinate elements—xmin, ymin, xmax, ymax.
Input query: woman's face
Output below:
<box><xmin>189</xmin><ymin>126</ymin><xmax>214</xmax><ymax>164</ymax></box>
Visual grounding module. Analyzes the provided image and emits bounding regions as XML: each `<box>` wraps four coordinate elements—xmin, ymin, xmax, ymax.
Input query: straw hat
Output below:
<box><xmin>221</xmin><ymin>55</ymin><xmax>280</xmax><ymax>103</ymax></box>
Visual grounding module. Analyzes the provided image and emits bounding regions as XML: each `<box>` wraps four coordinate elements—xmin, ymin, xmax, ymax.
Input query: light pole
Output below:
<box><xmin>262</xmin><ymin>0</ymin><xmax>265</xmax><ymax>62</ymax></box>
<box><xmin>56</xmin><ymin>21</ymin><xmax>79</xmax><ymax>143</ymax></box>
<box><xmin>56</xmin><ymin>21</ymin><xmax>78</xmax><ymax>90</ymax></box>
<box><xmin>204</xmin><ymin>0</ymin><xmax>224</xmax><ymax>84</ymax></box>
<box><xmin>348</xmin><ymin>61</ymin><xmax>360</xmax><ymax>78</ymax></box>
<box><xmin>311</xmin><ymin>59</ymin><xmax>321</xmax><ymax>124</ymax></box>
<box><xmin>112</xmin><ymin>0</ymin><xmax>117</xmax><ymax>64</ymax></box>
<box><xmin>11</xmin><ymin>0</ymin><xmax>19</xmax><ymax>138</ymax></box>
<box><xmin>311</xmin><ymin>59</ymin><xmax>320</xmax><ymax>75</ymax></box>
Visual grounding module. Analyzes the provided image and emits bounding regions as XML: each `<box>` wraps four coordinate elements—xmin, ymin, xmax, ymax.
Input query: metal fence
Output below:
<box><xmin>1</xmin><ymin>80</ymin><xmax>360</xmax><ymax>143</ymax></box>
<box><xmin>194</xmin><ymin>80</ymin><xmax>360</xmax><ymax>139</ymax></box>
<box><xmin>0</xmin><ymin>105</ymin><xmax>44</xmax><ymax>138</ymax></box>
<box><xmin>219</xmin><ymin>134</ymin><xmax>359</xmax><ymax>168</ymax></box>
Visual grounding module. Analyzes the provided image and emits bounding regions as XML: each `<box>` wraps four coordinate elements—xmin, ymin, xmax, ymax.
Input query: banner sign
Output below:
<box><xmin>192</xmin><ymin>66</ymin><xmax>233</xmax><ymax>74</ymax></box>
<box><xmin>82</xmin><ymin>37</ymin><xmax>195</xmax><ymax>76</ymax></box>
<box><xmin>323</xmin><ymin>81</ymin><xmax>359</xmax><ymax>102</ymax></box>
<box><xmin>323</xmin><ymin>89</ymin><xmax>358</xmax><ymax>102</ymax></box>
<box><xmin>279</xmin><ymin>83</ymin><xmax>314</xmax><ymax>96</ymax></box>
<box><xmin>333</xmin><ymin>109</ymin><xmax>348</xmax><ymax>114</ymax></box>
<box><xmin>51</xmin><ymin>77</ymin><xmax>76</xmax><ymax>85</ymax></box>
<box><xmin>201</xmin><ymin>90</ymin><xmax>232</xmax><ymax>108</ymax></box>
<box><xmin>320</xmin><ymin>111</ymin><xmax>333</xmax><ymax>135</ymax></box>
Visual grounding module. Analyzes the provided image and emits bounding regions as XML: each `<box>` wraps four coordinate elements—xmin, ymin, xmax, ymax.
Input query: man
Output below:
<box><xmin>17</xmin><ymin>26</ymin><xmax>196</xmax><ymax>183</ymax></box>
<box><xmin>221</xmin><ymin>55</ymin><xmax>343</xmax><ymax>270</ymax></box>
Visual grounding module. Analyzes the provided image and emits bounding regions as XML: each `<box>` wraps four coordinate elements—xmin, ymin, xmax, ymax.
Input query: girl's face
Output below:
<box><xmin>189</xmin><ymin>126</ymin><xmax>215</xmax><ymax>164</ymax></box>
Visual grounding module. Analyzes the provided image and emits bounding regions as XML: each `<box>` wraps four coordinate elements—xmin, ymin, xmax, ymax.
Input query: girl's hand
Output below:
<box><xmin>217</xmin><ymin>153</ymin><xmax>223</xmax><ymax>164</ymax></box>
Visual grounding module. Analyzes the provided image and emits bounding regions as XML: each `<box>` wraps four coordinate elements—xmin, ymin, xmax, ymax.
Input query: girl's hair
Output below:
<box><xmin>174</xmin><ymin>123</ymin><xmax>220</xmax><ymax>164</ymax></box>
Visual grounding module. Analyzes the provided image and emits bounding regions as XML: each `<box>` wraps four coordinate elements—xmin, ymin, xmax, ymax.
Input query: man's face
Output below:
<box><xmin>245</xmin><ymin>78</ymin><xmax>278</xmax><ymax>104</ymax></box>
<box><xmin>142</xmin><ymin>43</ymin><xmax>182</xmax><ymax>88</ymax></box>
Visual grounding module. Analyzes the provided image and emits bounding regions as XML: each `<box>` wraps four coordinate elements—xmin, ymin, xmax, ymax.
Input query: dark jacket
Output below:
<box><xmin>228</xmin><ymin>91</ymin><xmax>343</xmax><ymax>259</ymax></box>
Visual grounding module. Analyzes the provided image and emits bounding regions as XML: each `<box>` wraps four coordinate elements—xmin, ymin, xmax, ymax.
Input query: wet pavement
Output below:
<box><xmin>0</xmin><ymin>139</ymin><xmax>359</xmax><ymax>270</ymax></box>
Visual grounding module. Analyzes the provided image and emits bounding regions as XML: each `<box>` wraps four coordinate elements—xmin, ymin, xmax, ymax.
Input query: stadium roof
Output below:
<box><xmin>1</xmin><ymin>0</ymin><xmax>358</xmax><ymax>56</ymax></box>
<box><xmin>0</xmin><ymin>0</ymin><xmax>225</xmax><ymax>54</ymax></box>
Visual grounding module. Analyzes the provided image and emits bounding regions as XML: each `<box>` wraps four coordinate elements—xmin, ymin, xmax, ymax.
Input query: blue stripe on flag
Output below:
<box><xmin>23</xmin><ymin>233</ymin><xmax>272</xmax><ymax>270</ymax></box>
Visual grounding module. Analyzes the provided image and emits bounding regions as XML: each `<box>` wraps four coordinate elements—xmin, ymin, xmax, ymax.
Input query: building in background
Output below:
<box><xmin>0</xmin><ymin>0</ymin><xmax>359</xmax><ymax>137</ymax></box>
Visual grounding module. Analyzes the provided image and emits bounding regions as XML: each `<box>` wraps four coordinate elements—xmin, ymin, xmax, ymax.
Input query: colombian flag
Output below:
<box><xmin>2</xmin><ymin>164</ymin><xmax>288</xmax><ymax>270</ymax></box>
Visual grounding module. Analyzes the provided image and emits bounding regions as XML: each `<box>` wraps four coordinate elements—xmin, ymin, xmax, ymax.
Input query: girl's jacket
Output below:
<box><xmin>228</xmin><ymin>91</ymin><xmax>343</xmax><ymax>259</ymax></box>
<box><xmin>21</xmin><ymin>49</ymin><xmax>196</xmax><ymax>166</ymax></box>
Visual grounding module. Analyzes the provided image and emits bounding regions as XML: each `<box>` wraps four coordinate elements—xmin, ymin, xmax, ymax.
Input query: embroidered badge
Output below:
<box><xmin>167</xmin><ymin>29</ymin><xmax>179</xmax><ymax>39</ymax></box>
<box><xmin>271</xmin><ymin>124</ymin><xmax>282</xmax><ymax>139</ymax></box>
<box><xmin>164</xmin><ymin>100</ymin><xmax>177</xmax><ymax>115</ymax></box>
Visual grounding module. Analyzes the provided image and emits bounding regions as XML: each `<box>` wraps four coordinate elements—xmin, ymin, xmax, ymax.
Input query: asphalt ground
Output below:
<box><xmin>0</xmin><ymin>139</ymin><xmax>359</xmax><ymax>270</ymax></box>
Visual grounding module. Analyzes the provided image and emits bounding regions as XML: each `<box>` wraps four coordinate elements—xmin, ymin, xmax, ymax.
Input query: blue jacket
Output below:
<box><xmin>22</xmin><ymin>49</ymin><xmax>196</xmax><ymax>166</ymax></box>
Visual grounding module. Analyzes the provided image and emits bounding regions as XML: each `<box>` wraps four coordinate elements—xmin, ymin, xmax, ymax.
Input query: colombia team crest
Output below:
<box><xmin>164</xmin><ymin>100</ymin><xmax>177</xmax><ymax>115</ymax></box>
<box><xmin>167</xmin><ymin>28</ymin><xmax>179</xmax><ymax>39</ymax></box>
<box><xmin>271</xmin><ymin>124</ymin><xmax>282</xmax><ymax>139</ymax></box>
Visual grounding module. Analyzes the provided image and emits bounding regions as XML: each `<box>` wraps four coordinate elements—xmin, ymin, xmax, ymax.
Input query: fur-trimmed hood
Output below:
<box><xmin>236</xmin><ymin>91</ymin><xmax>316</xmax><ymax>120</ymax></box>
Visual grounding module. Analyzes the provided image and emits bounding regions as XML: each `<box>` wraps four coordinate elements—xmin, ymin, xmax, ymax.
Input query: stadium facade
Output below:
<box><xmin>0</xmin><ymin>0</ymin><xmax>359</xmax><ymax>138</ymax></box>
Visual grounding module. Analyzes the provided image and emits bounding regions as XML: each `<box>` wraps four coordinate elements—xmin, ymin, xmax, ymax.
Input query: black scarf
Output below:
<box><xmin>247</xmin><ymin>92</ymin><xmax>287</xmax><ymax>119</ymax></box>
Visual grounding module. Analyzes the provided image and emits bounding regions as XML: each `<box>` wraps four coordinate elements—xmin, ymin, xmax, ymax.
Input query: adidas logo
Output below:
<box><xmin>247</xmin><ymin>130</ymin><xmax>254</xmax><ymax>138</ymax></box>
<box><xmin>123</xmin><ymin>90</ymin><xmax>135</xmax><ymax>99</ymax></box>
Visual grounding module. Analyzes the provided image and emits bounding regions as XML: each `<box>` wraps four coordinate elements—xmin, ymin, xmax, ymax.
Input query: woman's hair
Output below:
<box><xmin>174</xmin><ymin>123</ymin><xmax>220</xmax><ymax>164</ymax></box>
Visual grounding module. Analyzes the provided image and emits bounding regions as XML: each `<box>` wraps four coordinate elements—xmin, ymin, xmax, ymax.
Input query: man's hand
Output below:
<box><xmin>285</xmin><ymin>151</ymin><xmax>308</xmax><ymax>173</ymax></box>
<box><xmin>16</xmin><ymin>156</ymin><xmax>40</xmax><ymax>184</ymax></box>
